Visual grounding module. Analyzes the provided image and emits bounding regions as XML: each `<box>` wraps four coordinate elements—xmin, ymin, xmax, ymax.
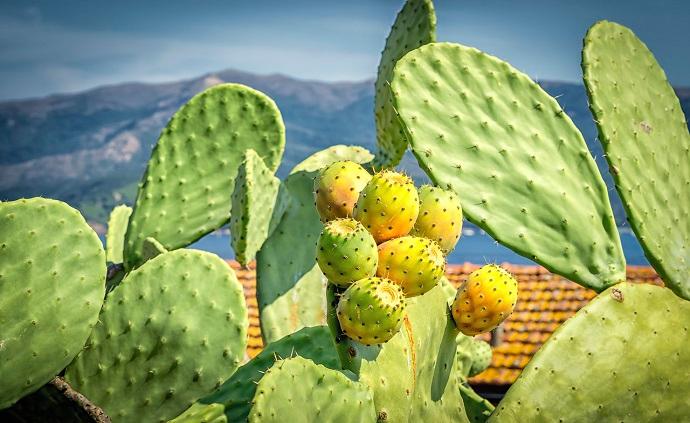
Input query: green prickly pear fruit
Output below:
<box><xmin>336</xmin><ymin>277</ymin><xmax>405</xmax><ymax>345</ymax></box>
<box><xmin>411</xmin><ymin>185</ymin><xmax>463</xmax><ymax>254</ymax></box>
<box><xmin>316</xmin><ymin>218</ymin><xmax>378</xmax><ymax>287</ymax></box>
<box><xmin>314</xmin><ymin>160</ymin><xmax>372</xmax><ymax>222</ymax></box>
<box><xmin>376</xmin><ymin>235</ymin><xmax>445</xmax><ymax>297</ymax></box>
<box><xmin>452</xmin><ymin>264</ymin><xmax>518</xmax><ymax>336</ymax></box>
<box><xmin>468</xmin><ymin>339</ymin><xmax>492</xmax><ymax>377</ymax></box>
<box><xmin>353</xmin><ymin>170</ymin><xmax>419</xmax><ymax>243</ymax></box>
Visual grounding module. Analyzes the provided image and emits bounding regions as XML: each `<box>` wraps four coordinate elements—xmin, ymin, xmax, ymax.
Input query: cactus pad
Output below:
<box><xmin>459</xmin><ymin>383</ymin><xmax>494</xmax><ymax>423</ymax></box>
<box><xmin>411</xmin><ymin>185</ymin><xmax>463</xmax><ymax>253</ymax></box>
<box><xmin>314</xmin><ymin>160</ymin><xmax>372</xmax><ymax>222</ymax></box>
<box><xmin>452</xmin><ymin>264</ymin><xmax>517</xmax><ymax>335</ymax></box>
<box><xmin>376</xmin><ymin>235</ymin><xmax>445</xmax><ymax>297</ymax></box>
<box><xmin>65</xmin><ymin>250</ymin><xmax>248</xmax><ymax>423</ymax></box>
<box><xmin>124</xmin><ymin>83</ymin><xmax>285</xmax><ymax>270</ymax></box>
<box><xmin>391</xmin><ymin>42</ymin><xmax>625</xmax><ymax>291</ymax></box>
<box><xmin>353</xmin><ymin>170</ymin><xmax>419</xmax><ymax>244</ymax></box>
<box><xmin>105</xmin><ymin>204</ymin><xmax>131</xmax><ymax>263</ymax></box>
<box><xmin>0</xmin><ymin>198</ymin><xmax>106</xmax><ymax>409</ymax></box>
<box><xmin>337</xmin><ymin>277</ymin><xmax>405</xmax><ymax>345</ymax></box>
<box><xmin>230</xmin><ymin>149</ymin><xmax>286</xmax><ymax>266</ymax></box>
<box><xmin>467</xmin><ymin>340</ymin><xmax>492</xmax><ymax>377</ymax></box>
<box><xmin>490</xmin><ymin>283</ymin><xmax>690</xmax><ymax>422</ymax></box>
<box><xmin>374</xmin><ymin>0</ymin><xmax>436</xmax><ymax>167</ymax></box>
<box><xmin>316</xmin><ymin>218</ymin><xmax>378</xmax><ymax>287</ymax></box>
<box><xmin>256</xmin><ymin>146</ymin><xmax>372</xmax><ymax>343</ymax></box>
<box><xmin>582</xmin><ymin>21</ymin><xmax>690</xmax><ymax>300</ymax></box>
<box><xmin>140</xmin><ymin>236</ymin><xmax>167</xmax><ymax>263</ymax></box>
<box><xmin>248</xmin><ymin>356</ymin><xmax>376</xmax><ymax>423</ymax></box>
<box><xmin>170</xmin><ymin>326</ymin><xmax>339</xmax><ymax>423</ymax></box>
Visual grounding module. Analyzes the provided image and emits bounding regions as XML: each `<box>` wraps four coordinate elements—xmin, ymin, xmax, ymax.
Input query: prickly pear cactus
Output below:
<box><xmin>316</xmin><ymin>218</ymin><xmax>378</xmax><ymax>287</ymax></box>
<box><xmin>248</xmin><ymin>356</ymin><xmax>376</xmax><ymax>423</ymax></box>
<box><xmin>391</xmin><ymin>42</ymin><xmax>625</xmax><ymax>291</ymax></box>
<box><xmin>336</xmin><ymin>277</ymin><xmax>406</xmax><ymax>345</ymax></box>
<box><xmin>140</xmin><ymin>236</ymin><xmax>168</xmax><ymax>263</ymax></box>
<box><xmin>65</xmin><ymin>250</ymin><xmax>248</xmax><ymax>423</ymax></box>
<box><xmin>374</xmin><ymin>0</ymin><xmax>436</xmax><ymax>167</ymax></box>
<box><xmin>0</xmin><ymin>198</ymin><xmax>106</xmax><ymax>409</ymax></box>
<box><xmin>353</xmin><ymin>170</ymin><xmax>419</xmax><ymax>244</ymax></box>
<box><xmin>452</xmin><ymin>264</ymin><xmax>518</xmax><ymax>335</ymax></box>
<box><xmin>376</xmin><ymin>235</ymin><xmax>445</xmax><ymax>296</ymax></box>
<box><xmin>314</xmin><ymin>160</ymin><xmax>372</xmax><ymax>222</ymax></box>
<box><xmin>490</xmin><ymin>283</ymin><xmax>690</xmax><ymax>422</ymax></box>
<box><xmin>105</xmin><ymin>204</ymin><xmax>131</xmax><ymax>263</ymax></box>
<box><xmin>467</xmin><ymin>340</ymin><xmax>492</xmax><ymax>377</ymax></box>
<box><xmin>124</xmin><ymin>83</ymin><xmax>285</xmax><ymax>270</ymax></box>
<box><xmin>459</xmin><ymin>382</ymin><xmax>494</xmax><ymax>423</ymax></box>
<box><xmin>230</xmin><ymin>149</ymin><xmax>287</xmax><ymax>266</ymax></box>
<box><xmin>170</xmin><ymin>326</ymin><xmax>340</xmax><ymax>423</ymax></box>
<box><xmin>411</xmin><ymin>185</ymin><xmax>463</xmax><ymax>253</ymax></box>
<box><xmin>256</xmin><ymin>145</ymin><xmax>373</xmax><ymax>343</ymax></box>
<box><xmin>582</xmin><ymin>21</ymin><xmax>690</xmax><ymax>300</ymax></box>
<box><xmin>328</xmin><ymin>281</ymin><xmax>470</xmax><ymax>422</ymax></box>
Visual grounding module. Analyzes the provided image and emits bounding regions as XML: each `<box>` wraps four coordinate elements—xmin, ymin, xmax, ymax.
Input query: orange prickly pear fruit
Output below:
<box><xmin>411</xmin><ymin>185</ymin><xmax>463</xmax><ymax>254</ymax></box>
<box><xmin>451</xmin><ymin>264</ymin><xmax>518</xmax><ymax>336</ymax></box>
<box><xmin>314</xmin><ymin>160</ymin><xmax>371</xmax><ymax>222</ymax></box>
<box><xmin>376</xmin><ymin>236</ymin><xmax>445</xmax><ymax>297</ymax></box>
<box><xmin>353</xmin><ymin>170</ymin><xmax>419</xmax><ymax>244</ymax></box>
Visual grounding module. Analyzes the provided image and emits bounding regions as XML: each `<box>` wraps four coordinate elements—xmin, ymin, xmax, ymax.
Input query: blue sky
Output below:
<box><xmin>1</xmin><ymin>0</ymin><xmax>688</xmax><ymax>100</ymax></box>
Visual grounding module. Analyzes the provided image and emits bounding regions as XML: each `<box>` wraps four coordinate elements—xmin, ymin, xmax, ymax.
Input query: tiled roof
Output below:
<box><xmin>228</xmin><ymin>261</ymin><xmax>663</xmax><ymax>386</ymax></box>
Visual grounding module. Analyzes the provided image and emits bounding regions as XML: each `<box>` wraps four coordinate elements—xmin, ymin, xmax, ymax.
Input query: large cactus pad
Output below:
<box><xmin>0</xmin><ymin>198</ymin><xmax>105</xmax><ymax>409</ymax></box>
<box><xmin>256</xmin><ymin>145</ymin><xmax>373</xmax><ymax>343</ymax></box>
<box><xmin>105</xmin><ymin>204</ymin><xmax>131</xmax><ymax>264</ymax></box>
<box><xmin>65</xmin><ymin>250</ymin><xmax>248</xmax><ymax>423</ymax></box>
<box><xmin>490</xmin><ymin>283</ymin><xmax>690</xmax><ymax>422</ymax></box>
<box><xmin>374</xmin><ymin>0</ymin><xmax>436</xmax><ymax>167</ymax></box>
<box><xmin>391</xmin><ymin>42</ymin><xmax>625</xmax><ymax>291</ymax></box>
<box><xmin>124</xmin><ymin>83</ymin><xmax>285</xmax><ymax>270</ymax></box>
<box><xmin>248</xmin><ymin>356</ymin><xmax>376</xmax><ymax>423</ymax></box>
<box><xmin>582</xmin><ymin>21</ymin><xmax>690</xmax><ymax>299</ymax></box>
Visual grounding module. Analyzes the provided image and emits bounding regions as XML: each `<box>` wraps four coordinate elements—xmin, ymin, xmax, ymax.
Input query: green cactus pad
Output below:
<box><xmin>141</xmin><ymin>236</ymin><xmax>168</xmax><ymax>263</ymax></box>
<box><xmin>373</xmin><ymin>0</ymin><xmax>436</xmax><ymax>167</ymax></box>
<box><xmin>65</xmin><ymin>250</ymin><xmax>248</xmax><ymax>423</ymax></box>
<box><xmin>490</xmin><ymin>283</ymin><xmax>690</xmax><ymax>422</ymax></box>
<box><xmin>582</xmin><ymin>21</ymin><xmax>690</xmax><ymax>299</ymax></box>
<box><xmin>329</xmin><ymin>282</ymin><xmax>470</xmax><ymax>422</ymax></box>
<box><xmin>256</xmin><ymin>146</ymin><xmax>372</xmax><ymax>343</ymax></box>
<box><xmin>376</xmin><ymin>235</ymin><xmax>445</xmax><ymax>297</ymax></box>
<box><xmin>467</xmin><ymin>340</ymin><xmax>492</xmax><ymax>377</ymax></box>
<box><xmin>412</xmin><ymin>185</ymin><xmax>463</xmax><ymax>253</ymax></box>
<box><xmin>124</xmin><ymin>83</ymin><xmax>285</xmax><ymax>270</ymax></box>
<box><xmin>170</xmin><ymin>326</ymin><xmax>339</xmax><ymax>423</ymax></box>
<box><xmin>248</xmin><ymin>356</ymin><xmax>376</xmax><ymax>423</ymax></box>
<box><xmin>391</xmin><ymin>42</ymin><xmax>625</xmax><ymax>291</ymax></box>
<box><xmin>105</xmin><ymin>205</ymin><xmax>132</xmax><ymax>263</ymax></box>
<box><xmin>0</xmin><ymin>198</ymin><xmax>106</xmax><ymax>409</ymax></box>
<box><xmin>316</xmin><ymin>218</ymin><xmax>378</xmax><ymax>287</ymax></box>
<box><xmin>230</xmin><ymin>149</ymin><xmax>286</xmax><ymax>266</ymax></box>
<box><xmin>459</xmin><ymin>382</ymin><xmax>494</xmax><ymax>423</ymax></box>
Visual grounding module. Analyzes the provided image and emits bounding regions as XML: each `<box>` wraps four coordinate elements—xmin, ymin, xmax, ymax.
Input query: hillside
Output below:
<box><xmin>1</xmin><ymin>69</ymin><xmax>688</xmax><ymax>226</ymax></box>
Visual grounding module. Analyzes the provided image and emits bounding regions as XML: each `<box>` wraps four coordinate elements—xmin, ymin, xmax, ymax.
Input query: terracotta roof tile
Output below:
<box><xmin>226</xmin><ymin>260</ymin><xmax>663</xmax><ymax>384</ymax></box>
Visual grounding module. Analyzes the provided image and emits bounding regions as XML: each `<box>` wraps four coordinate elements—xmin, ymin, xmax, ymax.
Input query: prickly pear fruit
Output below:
<box><xmin>411</xmin><ymin>185</ymin><xmax>463</xmax><ymax>253</ymax></box>
<box><xmin>451</xmin><ymin>264</ymin><xmax>518</xmax><ymax>336</ymax></box>
<box><xmin>468</xmin><ymin>339</ymin><xmax>492</xmax><ymax>377</ymax></box>
<box><xmin>353</xmin><ymin>170</ymin><xmax>419</xmax><ymax>243</ymax></box>
<box><xmin>336</xmin><ymin>277</ymin><xmax>405</xmax><ymax>345</ymax></box>
<box><xmin>376</xmin><ymin>236</ymin><xmax>445</xmax><ymax>297</ymax></box>
<box><xmin>316</xmin><ymin>218</ymin><xmax>378</xmax><ymax>287</ymax></box>
<box><xmin>314</xmin><ymin>160</ymin><xmax>372</xmax><ymax>222</ymax></box>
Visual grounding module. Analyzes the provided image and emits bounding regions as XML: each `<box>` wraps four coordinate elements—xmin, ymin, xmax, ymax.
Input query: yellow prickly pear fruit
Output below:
<box><xmin>353</xmin><ymin>170</ymin><xmax>419</xmax><ymax>244</ymax></box>
<box><xmin>451</xmin><ymin>264</ymin><xmax>518</xmax><ymax>336</ymax></box>
<box><xmin>376</xmin><ymin>236</ymin><xmax>445</xmax><ymax>297</ymax></box>
<box><xmin>411</xmin><ymin>185</ymin><xmax>463</xmax><ymax>254</ymax></box>
<box><xmin>314</xmin><ymin>160</ymin><xmax>372</xmax><ymax>222</ymax></box>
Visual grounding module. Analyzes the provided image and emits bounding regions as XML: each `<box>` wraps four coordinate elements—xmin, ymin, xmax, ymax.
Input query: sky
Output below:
<box><xmin>1</xmin><ymin>0</ymin><xmax>688</xmax><ymax>101</ymax></box>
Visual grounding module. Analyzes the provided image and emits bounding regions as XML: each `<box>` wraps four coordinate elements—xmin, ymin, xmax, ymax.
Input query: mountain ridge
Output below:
<box><xmin>1</xmin><ymin>68</ymin><xmax>688</xmax><ymax>227</ymax></box>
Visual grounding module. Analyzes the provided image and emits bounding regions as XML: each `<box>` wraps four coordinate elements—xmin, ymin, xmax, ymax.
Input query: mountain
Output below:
<box><xmin>1</xmin><ymin>69</ymin><xmax>688</xmax><ymax>228</ymax></box>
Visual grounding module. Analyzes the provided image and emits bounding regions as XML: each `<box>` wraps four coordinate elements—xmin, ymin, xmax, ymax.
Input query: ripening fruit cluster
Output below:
<box><xmin>312</xmin><ymin>161</ymin><xmax>506</xmax><ymax>345</ymax></box>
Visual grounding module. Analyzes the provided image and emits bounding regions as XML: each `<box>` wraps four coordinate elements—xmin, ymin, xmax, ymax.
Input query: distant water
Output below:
<box><xmin>184</xmin><ymin>227</ymin><xmax>649</xmax><ymax>266</ymax></box>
